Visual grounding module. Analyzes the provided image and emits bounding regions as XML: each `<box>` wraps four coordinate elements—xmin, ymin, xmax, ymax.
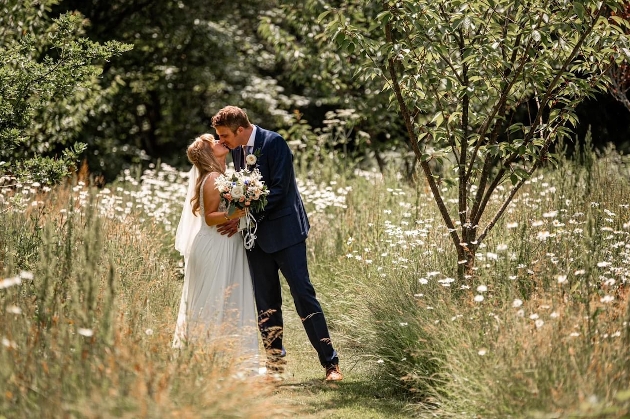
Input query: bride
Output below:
<box><xmin>172</xmin><ymin>134</ymin><xmax>259</xmax><ymax>365</ymax></box>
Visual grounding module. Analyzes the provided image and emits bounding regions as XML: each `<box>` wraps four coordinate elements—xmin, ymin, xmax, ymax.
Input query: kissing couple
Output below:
<box><xmin>173</xmin><ymin>105</ymin><xmax>343</xmax><ymax>381</ymax></box>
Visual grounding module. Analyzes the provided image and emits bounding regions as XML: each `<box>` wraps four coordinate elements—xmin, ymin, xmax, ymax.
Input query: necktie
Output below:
<box><xmin>243</xmin><ymin>146</ymin><xmax>252</xmax><ymax>168</ymax></box>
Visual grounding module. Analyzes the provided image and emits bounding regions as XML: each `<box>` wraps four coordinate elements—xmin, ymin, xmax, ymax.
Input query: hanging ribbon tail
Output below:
<box><xmin>243</xmin><ymin>208</ymin><xmax>258</xmax><ymax>250</ymax></box>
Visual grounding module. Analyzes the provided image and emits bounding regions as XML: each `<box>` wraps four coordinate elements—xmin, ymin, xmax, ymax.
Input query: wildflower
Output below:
<box><xmin>600</xmin><ymin>295</ymin><xmax>614</xmax><ymax>303</ymax></box>
<box><xmin>438</xmin><ymin>278</ymin><xmax>455</xmax><ymax>287</ymax></box>
<box><xmin>478</xmin><ymin>349</ymin><xmax>487</xmax><ymax>356</ymax></box>
<box><xmin>19</xmin><ymin>271</ymin><xmax>34</xmax><ymax>280</ymax></box>
<box><xmin>535</xmin><ymin>319</ymin><xmax>544</xmax><ymax>328</ymax></box>
<box><xmin>512</xmin><ymin>299</ymin><xmax>523</xmax><ymax>308</ymax></box>
<box><xmin>550</xmin><ymin>312</ymin><xmax>559</xmax><ymax>318</ymax></box>
<box><xmin>377</xmin><ymin>359</ymin><xmax>385</xmax><ymax>364</ymax></box>
<box><xmin>145</xmin><ymin>328</ymin><xmax>154</xmax><ymax>336</ymax></box>
<box><xmin>529</xmin><ymin>313</ymin><xmax>539</xmax><ymax>320</ymax></box>
<box><xmin>570</xmin><ymin>332</ymin><xmax>580</xmax><ymax>337</ymax></box>
<box><xmin>543</xmin><ymin>211</ymin><xmax>558</xmax><ymax>218</ymax></box>
<box><xmin>6</xmin><ymin>305</ymin><xmax>21</xmax><ymax>314</ymax></box>
<box><xmin>477</xmin><ymin>285</ymin><xmax>488</xmax><ymax>293</ymax></box>
<box><xmin>597</xmin><ymin>261</ymin><xmax>611</xmax><ymax>268</ymax></box>
<box><xmin>0</xmin><ymin>276</ymin><xmax>21</xmax><ymax>289</ymax></box>
<box><xmin>506</xmin><ymin>222</ymin><xmax>519</xmax><ymax>229</ymax></box>
<box><xmin>474</xmin><ymin>295</ymin><xmax>484</xmax><ymax>302</ymax></box>
<box><xmin>2</xmin><ymin>338</ymin><xmax>17</xmax><ymax>349</ymax></box>
<box><xmin>418</xmin><ymin>278</ymin><xmax>428</xmax><ymax>285</ymax></box>
<box><xmin>77</xmin><ymin>328</ymin><xmax>94</xmax><ymax>337</ymax></box>
<box><xmin>557</xmin><ymin>275</ymin><xmax>567</xmax><ymax>284</ymax></box>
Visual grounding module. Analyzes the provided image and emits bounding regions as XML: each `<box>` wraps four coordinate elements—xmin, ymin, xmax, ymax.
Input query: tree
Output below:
<box><xmin>51</xmin><ymin>0</ymin><xmax>300</xmax><ymax>180</ymax></box>
<box><xmin>0</xmin><ymin>0</ymin><xmax>131</xmax><ymax>184</ymax></box>
<box><xmin>608</xmin><ymin>3</ymin><xmax>630</xmax><ymax>111</ymax></box>
<box><xmin>323</xmin><ymin>0</ymin><xmax>630</xmax><ymax>280</ymax></box>
<box><xmin>259</xmin><ymin>1</ymin><xmax>411</xmax><ymax>173</ymax></box>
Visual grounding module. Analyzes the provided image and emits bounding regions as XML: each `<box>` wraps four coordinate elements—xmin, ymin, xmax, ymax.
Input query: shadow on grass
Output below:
<box><xmin>274</xmin><ymin>376</ymin><xmax>417</xmax><ymax>419</ymax></box>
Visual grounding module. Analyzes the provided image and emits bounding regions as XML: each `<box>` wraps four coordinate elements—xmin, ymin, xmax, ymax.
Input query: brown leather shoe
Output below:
<box><xmin>325</xmin><ymin>364</ymin><xmax>343</xmax><ymax>381</ymax></box>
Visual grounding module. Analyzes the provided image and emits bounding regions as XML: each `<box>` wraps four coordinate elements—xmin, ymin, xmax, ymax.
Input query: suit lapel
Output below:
<box><xmin>253</xmin><ymin>127</ymin><xmax>266</xmax><ymax>174</ymax></box>
<box><xmin>253</xmin><ymin>126</ymin><xmax>263</xmax><ymax>159</ymax></box>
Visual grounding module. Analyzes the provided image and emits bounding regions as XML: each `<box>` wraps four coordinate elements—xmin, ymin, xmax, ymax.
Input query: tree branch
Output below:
<box><xmin>384</xmin><ymin>8</ymin><xmax>461</xmax><ymax>250</ymax></box>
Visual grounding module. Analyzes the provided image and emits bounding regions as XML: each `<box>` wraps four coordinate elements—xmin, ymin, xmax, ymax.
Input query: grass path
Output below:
<box><xmin>262</xmin><ymin>289</ymin><xmax>417</xmax><ymax>419</ymax></box>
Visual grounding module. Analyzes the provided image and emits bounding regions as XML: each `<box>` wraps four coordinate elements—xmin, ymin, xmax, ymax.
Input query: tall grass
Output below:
<box><xmin>305</xmin><ymin>145</ymin><xmax>630</xmax><ymax>418</ymax></box>
<box><xmin>2</xmin><ymin>144</ymin><xmax>630</xmax><ymax>418</ymax></box>
<box><xmin>0</xmin><ymin>180</ymin><xmax>283</xmax><ymax>418</ymax></box>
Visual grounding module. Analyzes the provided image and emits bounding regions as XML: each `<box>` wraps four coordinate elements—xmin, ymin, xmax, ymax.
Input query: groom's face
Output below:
<box><xmin>215</xmin><ymin>126</ymin><xmax>245</xmax><ymax>150</ymax></box>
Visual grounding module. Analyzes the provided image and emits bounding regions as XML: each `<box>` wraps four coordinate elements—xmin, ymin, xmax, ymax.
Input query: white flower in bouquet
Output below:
<box><xmin>230</xmin><ymin>184</ymin><xmax>245</xmax><ymax>200</ymax></box>
<box><xmin>215</xmin><ymin>168</ymin><xmax>269</xmax><ymax>215</ymax></box>
<box><xmin>215</xmin><ymin>168</ymin><xmax>269</xmax><ymax>249</ymax></box>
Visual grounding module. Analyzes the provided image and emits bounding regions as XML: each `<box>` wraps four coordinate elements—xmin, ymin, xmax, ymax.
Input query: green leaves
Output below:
<box><xmin>0</xmin><ymin>4</ymin><xmax>131</xmax><ymax>184</ymax></box>
<box><xmin>320</xmin><ymin>0</ymin><xmax>630</xmax><ymax>268</ymax></box>
<box><xmin>573</xmin><ymin>1</ymin><xmax>586</xmax><ymax>21</ymax></box>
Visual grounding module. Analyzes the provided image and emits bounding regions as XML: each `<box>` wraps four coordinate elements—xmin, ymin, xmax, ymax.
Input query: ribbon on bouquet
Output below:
<box><xmin>241</xmin><ymin>208</ymin><xmax>258</xmax><ymax>250</ymax></box>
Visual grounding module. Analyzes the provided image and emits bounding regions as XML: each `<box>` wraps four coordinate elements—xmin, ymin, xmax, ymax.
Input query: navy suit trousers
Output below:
<box><xmin>247</xmin><ymin>240</ymin><xmax>338</xmax><ymax>367</ymax></box>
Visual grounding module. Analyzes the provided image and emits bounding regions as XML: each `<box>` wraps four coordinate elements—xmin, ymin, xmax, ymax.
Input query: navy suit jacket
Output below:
<box><xmin>233</xmin><ymin>126</ymin><xmax>310</xmax><ymax>253</ymax></box>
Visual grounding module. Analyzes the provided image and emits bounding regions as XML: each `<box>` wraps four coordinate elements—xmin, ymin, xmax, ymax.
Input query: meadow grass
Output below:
<box><xmin>304</xmin><ymin>146</ymin><xmax>630</xmax><ymax>418</ymax></box>
<box><xmin>0</xmin><ymin>180</ymin><xmax>284</xmax><ymax>418</ymax></box>
<box><xmin>1</xmin><ymin>146</ymin><xmax>630</xmax><ymax>418</ymax></box>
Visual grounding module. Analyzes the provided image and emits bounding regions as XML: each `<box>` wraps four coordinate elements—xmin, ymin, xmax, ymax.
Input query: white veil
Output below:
<box><xmin>175</xmin><ymin>166</ymin><xmax>201</xmax><ymax>263</ymax></box>
<box><xmin>173</xmin><ymin>165</ymin><xmax>200</xmax><ymax>348</ymax></box>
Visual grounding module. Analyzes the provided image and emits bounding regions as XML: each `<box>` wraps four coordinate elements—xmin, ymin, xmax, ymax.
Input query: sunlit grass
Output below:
<box><xmin>2</xmin><ymin>145</ymin><xmax>630</xmax><ymax>417</ymax></box>
<box><xmin>0</xmin><ymin>182</ymin><xmax>284</xmax><ymax>418</ymax></box>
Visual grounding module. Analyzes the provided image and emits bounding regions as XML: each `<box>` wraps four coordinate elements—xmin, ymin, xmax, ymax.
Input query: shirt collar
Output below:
<box><xmin>246</xmin><ymin>125</ymin><xmax>257</xmax><ymax>148</ymax></box>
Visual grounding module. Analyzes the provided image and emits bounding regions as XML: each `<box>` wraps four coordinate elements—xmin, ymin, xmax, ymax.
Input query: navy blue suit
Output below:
<box><xmin>233</xmin><ymin>126</ymin><xmax>338</xmax><ymax>367</ymax></box>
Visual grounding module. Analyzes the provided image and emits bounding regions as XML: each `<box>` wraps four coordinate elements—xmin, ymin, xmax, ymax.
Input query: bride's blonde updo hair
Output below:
<box><xmin>187</xmin><ymin>133</ymin><xmax>225</xmax><ymax>215</ymax></box>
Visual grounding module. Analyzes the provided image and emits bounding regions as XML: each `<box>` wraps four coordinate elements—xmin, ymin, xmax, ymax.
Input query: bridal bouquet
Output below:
<box><xmin>215</xmin><ymin>168</ymin><xmax>269</xmax><ymax>249</ymax></box>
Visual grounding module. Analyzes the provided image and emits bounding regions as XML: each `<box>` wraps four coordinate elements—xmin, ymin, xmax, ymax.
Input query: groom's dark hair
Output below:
<box><xmin>212</xmin><ymin>106</ymin><xmax>251</xmax><ymax>133</ymax></box>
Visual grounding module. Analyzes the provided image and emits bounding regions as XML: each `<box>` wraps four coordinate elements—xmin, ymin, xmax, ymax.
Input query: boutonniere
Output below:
<box><xmin>245</xmin><ymin>148</ymin><xmax>262</xmax><ymax>167</ymax></box>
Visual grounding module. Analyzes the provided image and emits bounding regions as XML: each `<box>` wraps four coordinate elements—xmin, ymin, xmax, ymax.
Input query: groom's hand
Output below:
<box><xmin>217</xmin><ymin>218</ymin><xmax>240</xmax><ymax>237</ymax></box>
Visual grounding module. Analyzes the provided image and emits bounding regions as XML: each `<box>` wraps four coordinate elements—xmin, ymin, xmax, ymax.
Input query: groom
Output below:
<box><xmin>212</xmin><ymin>106</ymin><xmax>342</xmax><ymax>381</ymax></box>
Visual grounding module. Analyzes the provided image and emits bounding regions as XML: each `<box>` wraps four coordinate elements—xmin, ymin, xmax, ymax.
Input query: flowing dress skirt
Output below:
<box><xmin>173</xmin><ymin>225</ymin><xmax>259</xmax><ymax>366</ymax></box>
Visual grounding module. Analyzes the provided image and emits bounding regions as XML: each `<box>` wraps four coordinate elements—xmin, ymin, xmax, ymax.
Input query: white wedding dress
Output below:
<box><xmin>172</xmin><ymin>174</ymin><xmax>259</xmax><ymax>367</ymax></box>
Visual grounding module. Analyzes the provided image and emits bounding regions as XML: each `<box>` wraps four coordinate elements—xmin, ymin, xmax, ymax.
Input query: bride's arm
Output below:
<box><xmin>203</xmin><ymin>173</ymin><xmax>244</xmax><ymax>226</ymax></box>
